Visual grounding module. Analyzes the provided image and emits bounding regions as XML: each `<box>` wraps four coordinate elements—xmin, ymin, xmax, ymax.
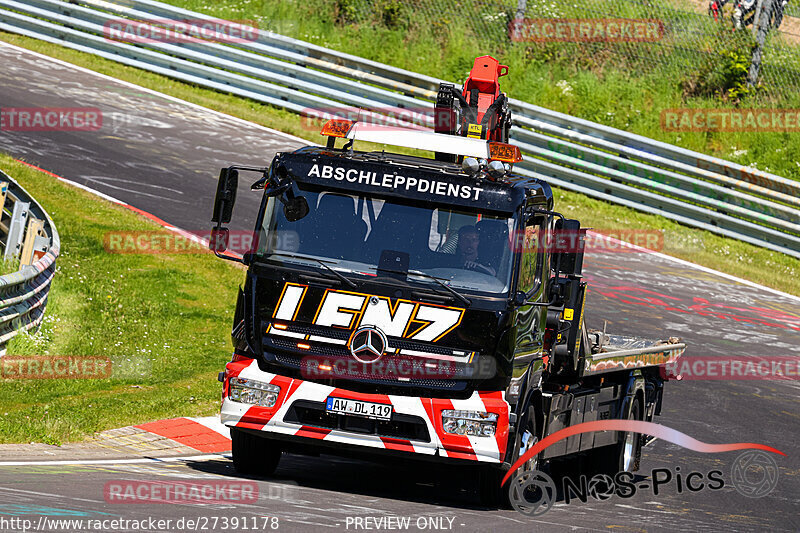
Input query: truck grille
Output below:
<box><xmin>284</xmin><ymin>400</ymin><xmax>431</xmax><ymax>442</ymax></box>
<box><xmin>263</xmin><ymin>322</ymin><xmax>471</xmax><ymax>357</ymax></box>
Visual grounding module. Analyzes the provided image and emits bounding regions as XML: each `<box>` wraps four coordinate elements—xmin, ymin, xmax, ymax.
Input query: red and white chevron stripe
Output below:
<box><xmin>220</xmin><ymin>358</ymin><xmax>510</xmax><ymax>463</ymax></box>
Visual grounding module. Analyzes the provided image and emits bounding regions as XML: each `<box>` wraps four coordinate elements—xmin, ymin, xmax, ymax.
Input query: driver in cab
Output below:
<box><xmin>456</xmin><ymin>225</ymin><xmax>496</xmax><ymax>276</ymax></box>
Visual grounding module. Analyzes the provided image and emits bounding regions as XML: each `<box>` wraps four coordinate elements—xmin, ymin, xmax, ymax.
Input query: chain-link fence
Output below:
<box><xmin>330</xmin><ymin>0</ymin><xmax>800</xmax><ymax>103</ymax></box>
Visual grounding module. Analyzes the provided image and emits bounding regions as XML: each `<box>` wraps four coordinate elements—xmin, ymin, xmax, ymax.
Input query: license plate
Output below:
<box><xmin>325</xmin><ymin>397</ymin><xmax>392</xmax><ymax>420</ymax></box>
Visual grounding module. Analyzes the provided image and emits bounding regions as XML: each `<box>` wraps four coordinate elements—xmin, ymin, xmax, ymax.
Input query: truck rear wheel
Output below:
<box><xmin>231</xmin><ymin>428</ymin><xmax>282</xmax><ymax>476</ymax></box>
<box><xmin>586</xmin><ymin>395</ymin><xmax>642</xmax><ymax>477</ymax></box>
<box><xmin>619</xmin><ymin>397</ymin><xmax>643</xmax><ymax>473</ymax></box>
<box><xmin>604</xmin><ymin>396</ymin><xmax>643</xmax><ymax>474</ymax></box>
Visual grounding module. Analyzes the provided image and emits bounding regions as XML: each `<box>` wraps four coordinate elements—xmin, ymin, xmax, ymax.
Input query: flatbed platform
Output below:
<box><xmin>584</xmin><ymin>331</ymin><xmax>685</xmax><ymax>376</ymax></box>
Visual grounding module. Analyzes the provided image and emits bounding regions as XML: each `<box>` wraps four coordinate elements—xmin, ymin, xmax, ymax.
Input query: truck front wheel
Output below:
<box><xmin>478</xmin><ymin>465</ymin><xmax>510</xmax><ymax>509</ymax></box>
<box><xmin>231</xmin><ymin>428</ymin><xmax>282</xmax><ymax>476</ymax></box>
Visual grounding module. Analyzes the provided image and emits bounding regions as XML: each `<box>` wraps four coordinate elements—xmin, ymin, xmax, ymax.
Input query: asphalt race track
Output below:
<box><xmin>0</xmin><ymin>41</ymin><xmax>798</xmax><ymax>532</ymax></box>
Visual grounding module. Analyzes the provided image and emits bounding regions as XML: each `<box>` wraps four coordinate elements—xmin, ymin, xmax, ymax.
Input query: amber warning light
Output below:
<box><xmin>321</xmin><ymin>118</ymin><xmax>355</xmax><ymax>138</ymax></box>
<box><xmin>489</xmin><ymin>142</ymin><xmax>523</xmax><ymax>163</ymax></box>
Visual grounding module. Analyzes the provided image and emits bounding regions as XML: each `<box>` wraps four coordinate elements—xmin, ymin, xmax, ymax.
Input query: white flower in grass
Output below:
<box><xmin>556</xmin><ymin>80</ymin><xmax>573</xmax><ymax>96</ymax></box>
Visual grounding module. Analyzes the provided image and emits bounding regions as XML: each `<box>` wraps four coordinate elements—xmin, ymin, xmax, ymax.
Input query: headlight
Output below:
<box><xmin>228</xmin><ymin>377</ymin><xmax>280</xmax><ymax>407</ymax></box>
<box><xmin>442</xmin><ymin>410</ymin><xmax>498</xmax><ymax>437</ymax></box>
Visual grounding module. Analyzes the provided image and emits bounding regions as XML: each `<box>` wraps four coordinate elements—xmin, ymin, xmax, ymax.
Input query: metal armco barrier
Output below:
<box><xmin>0</xmin><ymin>170</ymin><xmax>59</xmax><ymax>354</ymax></box>
<box><xmin>0</xmin><ymin>0</ymin><xmax>797</xmax><ymax>257</ymax></box>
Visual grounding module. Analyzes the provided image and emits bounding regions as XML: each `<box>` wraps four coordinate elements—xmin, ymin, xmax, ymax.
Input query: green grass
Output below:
<box><xmin>0</xmin><ymin>258</ymin><xmax>20</xmax><ymax>276</ymax></box>
<box><xmin>0</xmin><ymin>154</ymin><xmax>244</xmax><ymax>445</ymax></box>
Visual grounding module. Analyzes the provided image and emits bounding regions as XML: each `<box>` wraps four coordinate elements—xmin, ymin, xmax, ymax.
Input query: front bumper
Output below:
<box><xmin>220</xmin><ymin>358</ymin><xmax>510</xmax><ymax>463</ymax></box>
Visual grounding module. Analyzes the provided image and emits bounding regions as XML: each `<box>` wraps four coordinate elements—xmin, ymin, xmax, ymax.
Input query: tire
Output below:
<box><xmin>488</xmin><ymin>405</ymin><xmax>541</xmax><ymax>509</ymax></box>
<box><xmin>478</xmin><ymin>465</ymin><xmax>510</xmax><ymax>509</ymax></box>
<box><xmin>231</xmin><ymin>428</ymin><xmax>282</xmax><ymax>476</ymax></box>
<box><xmin>485</xmin><ymin>404</ymin><xmax>539</xmax><ymax>509</ymax></box>
<box><xmin>517</xmin><ymin>406</ymin><xmax>541</xmax><ymax>475</ymax></box>
<box><xmin>588</xmin><ymin>395</ymin><xmax>643</xmax><ymax>477</ymax></box>
<box><xmin>607</xmin><ymin>396</ymin><xmax>643</xmax><ymax>474</ymax></box>
<box><xmin>621</xmin><ymin>397</ymin><xmax>644</xmax><ymax>473</ymax></box>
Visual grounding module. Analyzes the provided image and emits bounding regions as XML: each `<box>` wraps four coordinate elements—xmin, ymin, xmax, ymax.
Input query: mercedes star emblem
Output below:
<box><xmin>348</xmin><ymin>326</ymin><xmax>388</xmax><ymax>364</ymax></box>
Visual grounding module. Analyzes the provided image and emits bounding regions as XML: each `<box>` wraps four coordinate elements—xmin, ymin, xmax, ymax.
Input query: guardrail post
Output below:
<box><xmin>20</xmin><ymin>217</ymin><xmax>46</xmax><ymax>266</ymax></box>
<box><xmin>4</xmin><ymin>200</ymin><xmax>29</xmax><ymax>262</ymax></box>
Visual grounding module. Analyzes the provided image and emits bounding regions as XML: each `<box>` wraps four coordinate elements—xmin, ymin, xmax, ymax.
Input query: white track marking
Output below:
<box><xmin>0</xmin><ymin>485</ymin><xmax>110</xmax><ymax>505</ymax></box>
<box><xmin>0</xmin><ymin>453</ymin><xmax>230</xmax><ymax>466</ymax></box>
<box><xmin>0</xmin><ymin>40</ymin><xmax>314</xmax><ymax>146</ymax></box>
<box><xmin>80</xmin><ymin>176</ymin><xmax>192</xmax><ymax>202</ymax></box>
<box><xmin>82</xmin><ymin>175</ymin><xmax>187</xmax><ymax>194</ymax></box>
<box><xmin>587</xmin><ymin>231</ymin><xmax>800</xmax><ymax>304</ymax></box>
<box><xmin>53</xmin><ymin>174</ymin><xmax>126</xmax><ymax>204</ymax></box>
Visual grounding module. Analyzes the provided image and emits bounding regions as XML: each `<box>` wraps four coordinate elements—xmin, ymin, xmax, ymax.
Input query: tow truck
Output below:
<box><xmin>210</xmin><ymin>55</ymin><xmax>686</xmax><ymax>505</ymax></box>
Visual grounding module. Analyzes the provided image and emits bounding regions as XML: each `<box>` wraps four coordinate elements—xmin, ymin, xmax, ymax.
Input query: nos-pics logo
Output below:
<box><xmin>501</xmin><ymin>420</ymin><xmax>784</xmax><ymax>516</ymax></box>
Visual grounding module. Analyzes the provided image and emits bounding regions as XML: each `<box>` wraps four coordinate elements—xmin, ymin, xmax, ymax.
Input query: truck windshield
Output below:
<box><xmin>256</xmin><ymin>189</ymin><xmax>518</xmax><ymax>295</ymax></box>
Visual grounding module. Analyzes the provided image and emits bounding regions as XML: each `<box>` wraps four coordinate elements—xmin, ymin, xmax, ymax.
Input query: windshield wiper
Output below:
<box><xmin>377</xmin><ymin>267</ymin><xmax>471</xmax><ymax>307</ymax></box>
<box><xmin>263</xmin><ymin>252</ymin><xmax>357</xmax><ymax>289</ymax></box>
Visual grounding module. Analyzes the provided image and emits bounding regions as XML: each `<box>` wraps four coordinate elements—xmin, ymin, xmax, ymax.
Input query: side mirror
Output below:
<box><xmin>211</xmin><ymin>168</ymin><xmax>238</xmax><ymax>224</ymax></box>
<box><xmin>553</xmin><ymin>219</ymin><xmax>585</xmax><ymax>277</ymax></box>
<box><xmin>261</xmin><ymin>165</ymin><xmax>309</xmax><ymax>223</ymax></box>
<box><xmin>264</xmin><ymin>182</ymin><xmax>291</xmax><ymax>198</ymax></box>
<box><xmin>209</xmin><ymin>227</ymin><xmax>229</xmax><ymax>253</ymax></box>
<box><xmin>284</xmin><ymin>196</ymin><xmax>309</xmax><ymax>222</ymax></box>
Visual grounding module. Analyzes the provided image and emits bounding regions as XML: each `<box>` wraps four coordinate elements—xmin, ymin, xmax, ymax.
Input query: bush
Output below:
<box><xmin>334</xmin><ymin>0</ymin><xmax>361</xmax><ymax>25</ymax></box>
<box><xmin>382</xmin><ymin>1</ymin><xmax>405</xmax><ymax>30</ymax></box>
<box><xmin>682</xmin><ymin>31</ymin><xmax>756</xmax><ymax>102</ymax></box>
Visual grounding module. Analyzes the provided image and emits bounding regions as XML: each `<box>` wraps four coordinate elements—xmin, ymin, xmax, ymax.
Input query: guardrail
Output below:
<box><xmin>0</xmin><ymin>170</ymin><xmax>59</xmax><ymax>355</ymax></box>
<box><xmin>0</xmin><ymin>0</ymin><xmax>797</xmax><ymax>257</ymax></box>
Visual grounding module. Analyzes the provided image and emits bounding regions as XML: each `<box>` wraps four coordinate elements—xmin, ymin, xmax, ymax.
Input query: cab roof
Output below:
<box><xmin>275</xmin><ymin>146</ymin><xmax>553</xmax><ymax>216</ymax></box>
